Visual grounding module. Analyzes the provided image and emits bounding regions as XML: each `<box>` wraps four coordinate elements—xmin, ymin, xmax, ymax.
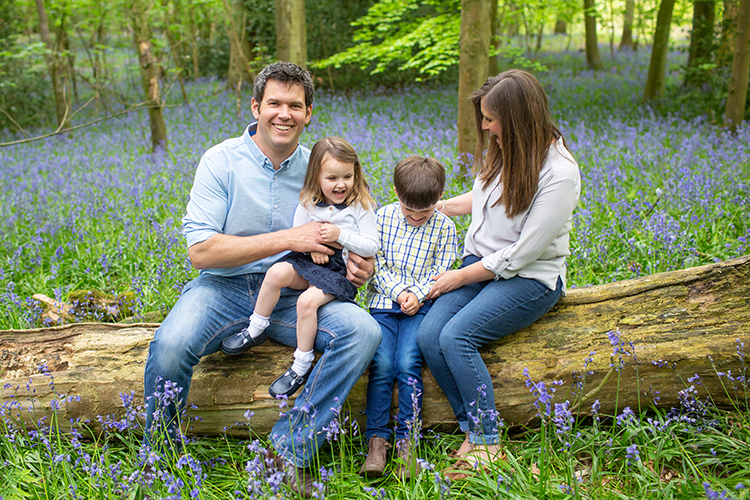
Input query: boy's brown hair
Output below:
<box><xmin>393</xmin><ymin>156</ymin><xmax>445</xmax><ymax>210</ymax></box>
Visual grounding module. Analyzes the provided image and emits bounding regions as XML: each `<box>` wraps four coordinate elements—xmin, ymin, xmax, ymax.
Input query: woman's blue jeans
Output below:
<box><xmin>365</xmin><ymin>301</ymin><xmax>431</xmax><ymax>441</ymax></box>
<box><xmin>416</xmin><ymin>255</ymin><xmax>562</xmax><ymax>445</ymax></box>
<box><xmin>143</xmin><ymin>272</ymin><xmax>381</xmax><ymax>467</ymax></box>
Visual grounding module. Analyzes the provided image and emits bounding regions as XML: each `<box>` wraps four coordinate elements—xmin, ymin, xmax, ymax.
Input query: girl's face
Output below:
<box><xmin>480</xmin><ymin>98</ymin><xmax>502</xmax><ymax>147</ymax></box>
<box><xmin>319</xmin><ymin>154</ymin><xmax>355</xmax><ymax>205</ymax></box>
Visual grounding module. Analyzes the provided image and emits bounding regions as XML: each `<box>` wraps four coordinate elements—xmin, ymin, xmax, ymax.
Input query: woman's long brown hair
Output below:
<box><xmin>470</xmin><ymin>69</ymin><xmax>564</xmax><ymax>218</ymax></box>
<box><xmin>299</xmin><ymin>136</ymin><xmax>375</xmax><ymax>211</ymax></box>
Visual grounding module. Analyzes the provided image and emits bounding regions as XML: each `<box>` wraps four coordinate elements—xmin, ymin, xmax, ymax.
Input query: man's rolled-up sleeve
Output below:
<box><xmin>182</xmin><ymin>156</ymin><xmax>228</xmax><ymax>248</ymax></box>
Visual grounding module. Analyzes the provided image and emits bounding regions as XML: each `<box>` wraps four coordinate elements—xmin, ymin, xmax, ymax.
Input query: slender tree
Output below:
<box><xmin>584</xmin><ymin>0</ymin><xmax>603</xmax><ymax>69</ymax></box>
<box><xmin>131</xmin><ymin>0</ymin><xmax>168</xmax><ymax>151</ymax></box>
<box><xmin>222</xmin><ymin>0</ymin><xmax>253</xmax><ymax>90</ymax></box>
<box><xmin>620</xmin><ymin>0</ymin><xmax>636</xmax><ymax>49</ymax></box>
<box><xmin>458</xmin><ymin>0</ymin><xmax>492</xmax><ymax>166</ymax></box>
<box><xmin>275</xmin><ymin>0</ymin><xmax>306</xmax><ymax>68</ymax></box>
<box><xmin>489</xmin><ymin>0</ymin><xmax>499</xmax><ymax>75</ymax></box>
<box><xmin>718</xmin><ymin>0</ymin><xmax>740</xmax><ymax>66</ymax></box>
<box><xmin>34</xmin><ymin>0</ymin><xmax>69</xmax><ymax>128</ymax></box>
<box><xmin>724</xmin><ymin>0</ymin><xmax>750</xmax><ymax>130</ymax></box>
<box><xmin>684</xmin><ymin>0</ymin><xmax>716</xmax><ymax>86</ymax></box>
<box><xmin>643</xmin><ymin>0</ymin><xmax>676</xmax><ymax>101</ymax></box>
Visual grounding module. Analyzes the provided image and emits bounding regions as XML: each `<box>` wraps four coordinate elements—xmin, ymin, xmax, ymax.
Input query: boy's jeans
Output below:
<box><xmin>364</xmin><ymin>301</ymin><xmax>431</xmax><ymax>441</ymax></box>
<box><xmin>143</xmin><ymin>272</ymin><xmax>381</xmax><ymax>467</ymax></box>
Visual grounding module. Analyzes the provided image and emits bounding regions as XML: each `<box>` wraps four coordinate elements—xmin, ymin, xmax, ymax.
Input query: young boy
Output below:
<box><xmin>361</xmin><ymin>156</ymin><xmax>458</xmax><ymax>480</ymax></box>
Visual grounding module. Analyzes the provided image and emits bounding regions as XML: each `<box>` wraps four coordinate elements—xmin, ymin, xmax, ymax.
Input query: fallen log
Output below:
<box><xmin>1</xmin><ymin>255</ymin><xmax>748</xmax><ymax>437</ymax></box>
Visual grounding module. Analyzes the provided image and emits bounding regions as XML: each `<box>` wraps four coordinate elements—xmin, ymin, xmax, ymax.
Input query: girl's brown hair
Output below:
<box><xmin>470</xmin><ymin>69</ymin><xmax>565</xmax><ymax>218</ymax></box>
<box><xmin>299</xmin><ymin>136</ymin><xmax>375</xmax><ymax>211</ymax></box>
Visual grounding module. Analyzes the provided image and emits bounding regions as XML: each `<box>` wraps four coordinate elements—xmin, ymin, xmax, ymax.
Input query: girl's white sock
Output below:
<box><xmin>246</xmin><ymin>312</ymin><xmax>270</xmax><ymax>339</ymax></box>
<box><xmin>291</xmin><ymin>348</ymin><xmax>315</xmax><ymax>376</ymax></box>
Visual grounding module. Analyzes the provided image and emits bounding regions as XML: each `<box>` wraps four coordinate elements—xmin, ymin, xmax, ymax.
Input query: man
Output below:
<box><xmin>143</xmin><ymin>62</ymin><xmax>381</xmax><ymax>497</ymax></box>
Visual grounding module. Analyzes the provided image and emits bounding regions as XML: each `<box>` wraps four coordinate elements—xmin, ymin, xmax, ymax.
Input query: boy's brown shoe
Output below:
<box><xmin>359</xmin><ymin>436</ymin><xmax>390</xmax><ymax>477</ymax></box>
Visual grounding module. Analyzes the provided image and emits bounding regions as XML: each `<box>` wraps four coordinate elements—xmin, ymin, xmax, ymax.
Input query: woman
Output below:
<box><xmin>417</xmin><ymin>69</ymin><xmax>581</xmax><ymax>475</ymax></box>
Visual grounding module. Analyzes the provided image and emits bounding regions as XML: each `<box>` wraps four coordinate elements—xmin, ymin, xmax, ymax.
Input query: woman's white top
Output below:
<box><xmin>293</xmin><ymin>202</ymin><xmax>379</xmax><ymax>263</ymax></box>
<box><xmin>464</xmin><ymin>137</ymin><xmax>581</xmax><ymax>292</ymax></box>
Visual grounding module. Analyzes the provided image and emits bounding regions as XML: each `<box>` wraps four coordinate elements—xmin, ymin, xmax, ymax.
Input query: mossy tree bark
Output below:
<box><xmin>131</xmin><ymin>0</ymin><xmax>168</xmax><ymax>151</ymax></box>
<box><xmin>619</xmin><ymin>0</ymin><xmax>636</xmax><ymax>50</ymax></box>
<box><xmin>724</xmin><ymin>0</ymin><xmax>750</xmax><ymax>130</ymax></box>
<box><xmin>2</xmin><ymin>256</ymin><xmax>749</xmax><ymax>437</ymax></box>
<box><xmin>684</xmin><ymin>0</ymin><xmax>716</xmax><ymax>87</ymax></box>
<box><xmin>275</xmin><ymin>0</ymin><xmax>307</xmax><ymax>68</ymax></box>
<box><xmin>457</xmin><ymin>0</ymin><xmax>492</xmax><ymax>171</ymax></box>
<box><xmin>718</xmin><ymin>0</ymin><xmax>740</xmax><ymax>67</ymax></box>
<box><xmin>643</xmin><ymin>0</ymin><xmax>676</xmax><ymax>101</ymax></box>
<box><xmin>584</xmin><ymin>0</ymin><xmax>604</xmax><ymax>69</ymax></box>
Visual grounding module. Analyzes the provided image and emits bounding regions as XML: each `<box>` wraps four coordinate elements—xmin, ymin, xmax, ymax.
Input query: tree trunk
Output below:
<box><xmin>2</xmin><ymin>255</ymin><xmax>749</xmax><ymax>437</ymax></box>
<box><xmin>724</xmin><ymin>0</ymin><xmax>750</xmax><ymax>130</ymax></box>
<box><xmin>554</xmin><ymin>19</ymin><xmax>568</xmax><ymax>35</ymax></box>
<box><xmin>223</xmin><ymin>0</ymin><xmax>253</xmax><ymax>90</ymax></box>
<box><xmin>718</xmin><ymin>0</ymin><xmax>740</xmax><ymax>67</ymax></box>
<box><xmin>643</xmin><ymin>0</ymin><xmax>676</xmax><ymax>101</ymax></box>
<box><xmin>620</xmin><ymin>0</ymin><xmax>636</xmax><ymax>49</ymax></box>
<box><xmin>34</xmin><ymin>0</ymin><xmax>69</xmax><ymax>129</ymax></box>
<box><xmin>489</xmin><ymin>0</ymin><xmax>499</xmax><ymax>75</ymax></box>
<box><xmin>131</xmin><ymin>0</ymin><xmax>168</xmax><ymax>151</ymax></box>
<box><xmin>684</xmin><ymin>0</ymin><xmax>716</xmax><ymax>87</ymax></box>
<box><xmin>458</xmin><ymin>0</ymin><xmax>492</xmax><ymax>170</ymax></box>
<box><xmin>584</xmin><ymin>0</ymin><xmax>604</xmax><ymax>69</ymax></box>
<box><xmin>275</xmin><ymin>0</ymin><xmax>306</xmax><ymax>68</ymax></box>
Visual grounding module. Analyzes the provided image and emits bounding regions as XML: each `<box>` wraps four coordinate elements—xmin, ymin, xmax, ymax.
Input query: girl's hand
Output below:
<box><xmin>426</xmin><ymin>269</ymin><xmax>466</xmax><ymax>300</ymax></box>
<box><xmin>320</xmin><ymin>223</ymin><xmax>341</xmax><ymax>244</ymax></box>
<box><xmin>311</xmin><ymin>251</ymin><xmax>329</xmax><ymax>265</ymax></box>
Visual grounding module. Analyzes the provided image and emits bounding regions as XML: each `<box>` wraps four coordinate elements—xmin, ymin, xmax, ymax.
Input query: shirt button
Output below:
<box><xmin>329</xmin><ymin>206</ymin><xmax>333</xmax><ymax>211</ymax></box>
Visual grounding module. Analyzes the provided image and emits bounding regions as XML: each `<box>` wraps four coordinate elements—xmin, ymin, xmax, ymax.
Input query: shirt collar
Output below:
<box><xmin>316</xmin><ymin>200</ymin><xmax>348</xmax><ymax>210</ymax></box>
<box><xmin>244</xmin><ymin>122</ymin><xmax>299</xmax><ymax>172</ymax></box>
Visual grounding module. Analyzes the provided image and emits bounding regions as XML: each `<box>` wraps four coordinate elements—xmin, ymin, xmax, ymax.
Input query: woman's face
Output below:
<box><xmin>480</xmin><ymin>98</ymin><xmax>502</xmax><ymax>147</ymax></box>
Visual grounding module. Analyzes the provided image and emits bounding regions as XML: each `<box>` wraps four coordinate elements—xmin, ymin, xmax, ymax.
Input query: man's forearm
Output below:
<box><xmin>188</xmin><ymin>232</ymin><xmax>293</xmax><ymax>270</ymax></box>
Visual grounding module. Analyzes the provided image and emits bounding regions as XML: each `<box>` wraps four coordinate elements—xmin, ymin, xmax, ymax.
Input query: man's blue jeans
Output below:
<box><xmin>365</xmin><ymin>301</ymin><xmax>431</xmax><ymax>441</ymax></box>
<box><xmin>143</xmin><ymin>272</ymin><xmax>381</xmax><ymax>467</ymax></box>
<box><xmin>416</xmin><ymin>255</ymin><xmax>562</xmax><ymax>445</ymax></box>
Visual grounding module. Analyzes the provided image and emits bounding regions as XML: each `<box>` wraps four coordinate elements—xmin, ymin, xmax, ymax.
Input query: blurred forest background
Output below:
<box><xmin>1</xmin><ymin>0</ymin><xmax>748</xmax><ymax>153</ymax></box>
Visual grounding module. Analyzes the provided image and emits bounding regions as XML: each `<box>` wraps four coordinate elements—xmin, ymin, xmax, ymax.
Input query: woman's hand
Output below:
<box><xmin>320</xmin><ymin>223</ymin><xmax>341</xmax><ymax>244</ymax></box>
<box><xmin>426</xmin><ymin>269</ymin><xmax>466</xmax><ymax>300</ymax></box>
<box><xmin>311</xmin><ymin>251</ymin><xmax>329</xmax><ymax>265</ymax></box>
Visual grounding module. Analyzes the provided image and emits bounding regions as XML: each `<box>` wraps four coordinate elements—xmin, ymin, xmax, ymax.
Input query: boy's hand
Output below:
<box><xmin>320</xmin><ymin>223</ymin><xmax>341</xmax><ymax>244</ymax></box>
<box><xmin>397</xmin><ymin>291</ymin><xmax>420</xmax><ymax>316</ymax></box>
<box><xmin>311</xmin><ymin>251</ymin><xmax>329</xmax><ymax>265</ymax></box>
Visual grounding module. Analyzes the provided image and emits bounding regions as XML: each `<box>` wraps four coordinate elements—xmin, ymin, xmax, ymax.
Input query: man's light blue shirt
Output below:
<box><xmin>182</xmin><ymin>123</ymin><xmax>310</xmax><ymax>276</ymax></box>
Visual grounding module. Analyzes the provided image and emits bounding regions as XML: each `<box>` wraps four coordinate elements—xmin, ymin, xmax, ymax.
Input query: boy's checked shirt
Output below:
<box><xmin>366</xmin><ymin>202</ymin><xmax>459</xmax><ymax>310</ymax></box>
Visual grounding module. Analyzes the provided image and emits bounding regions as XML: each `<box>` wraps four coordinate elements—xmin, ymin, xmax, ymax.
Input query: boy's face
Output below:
<box><xmin>398</xmin><ymin>199</ymin><xmax>438</xmax><ymax>227</ymax></box>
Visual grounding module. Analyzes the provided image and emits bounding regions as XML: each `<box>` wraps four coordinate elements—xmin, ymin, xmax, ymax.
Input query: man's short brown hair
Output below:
<box><xmin>393</xmin><ymin>156</ymin><xmax>446</xmax><ymax>210</ymax></box>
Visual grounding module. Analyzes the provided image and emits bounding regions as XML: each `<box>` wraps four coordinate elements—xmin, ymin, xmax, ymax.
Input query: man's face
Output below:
<box><xmin>251</xmin><ymin>80</ymin><xmax>312</xmax><ymax>162</ymax></box>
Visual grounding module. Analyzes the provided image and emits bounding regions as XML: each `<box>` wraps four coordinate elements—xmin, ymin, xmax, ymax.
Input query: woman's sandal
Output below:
<box><xmin>443</xmin><ymin>449</ymin><xmax>506</xmax><ymax>481</ymax></box>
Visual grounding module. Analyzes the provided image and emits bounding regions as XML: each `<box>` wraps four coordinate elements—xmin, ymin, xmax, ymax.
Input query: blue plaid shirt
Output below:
<box><xmin>366</xmin><ymin>202</ymin><xmax>458</xmax><ymax>309</ymax></box>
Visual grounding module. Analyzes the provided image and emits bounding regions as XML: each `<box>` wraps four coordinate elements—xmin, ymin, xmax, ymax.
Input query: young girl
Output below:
<box><xmin>221</xmin><ymin>136</ymin><xmax>379</xmax><ymax>398</ymax></box>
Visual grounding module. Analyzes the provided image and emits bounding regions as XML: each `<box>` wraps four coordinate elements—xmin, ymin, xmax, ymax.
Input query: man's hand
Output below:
<box><xmin>311</xmin><ymin>251</ymin><xmax>329</xmax><ymax>265</ymax></box>
<box><xmin>397</xmin><ymin>291</ymin><xmax>420</xmax><ymax>316</ymax></box>
<box><xmin>346</xmin><ymin>252</ymin><xmax>374</xmax><ymax>288</ymax></box>
<box><xmin>320</xmin><ymin>223</ymin><xmax>341</xmax><ymax>244</ymax></box>
<box><xmin>287</xmin><ymin>222</ymin><xmax>334</xmax><ymax>255</ymax></box>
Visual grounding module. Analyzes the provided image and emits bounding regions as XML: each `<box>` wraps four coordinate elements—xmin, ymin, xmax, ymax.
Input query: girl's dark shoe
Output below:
<box><xmin>269</xmin><ymin>365</ymin><xmax>312</xmax><ymax>398</ymax></box>
<box><xmin>221</xmin><ymin>329</ymin><xmax>267</xmax><ymax>355</ymax></box>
